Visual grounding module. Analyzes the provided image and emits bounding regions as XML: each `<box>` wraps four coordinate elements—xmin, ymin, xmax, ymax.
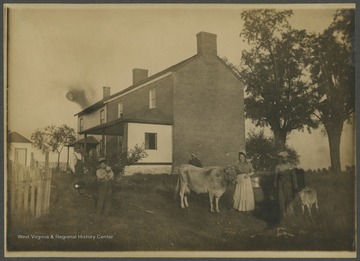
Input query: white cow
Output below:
<box><xmin>175</xmin><ymin>164</ymin><xmax>234</xmax><ymax>212</ymax></box>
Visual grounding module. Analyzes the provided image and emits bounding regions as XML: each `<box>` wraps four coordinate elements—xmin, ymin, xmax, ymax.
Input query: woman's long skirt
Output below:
<box><xmin>233</xmin><ymin>174</ymin><xmax>255</xmax><ymax>211</ymax></box>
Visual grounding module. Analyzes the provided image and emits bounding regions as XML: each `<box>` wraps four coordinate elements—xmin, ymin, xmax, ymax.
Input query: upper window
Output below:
<box><xmin>145</xmin><ymin>133</ymin><xmax>157</xmax><ymax>150</ymax></box>
<box><xmin>100</xmin><ymin>109</ymin><xmax>105</xmax><ymax>124</ymax></box>
<box><xmin>149</xmin><ymin>89</ymin><xmax>156</xmax><ymax>109</ymax></box>
<box><xmin>118</xmin><ymin>102</ymin><xmax>123</xmax><ymax>118</ymax></box>
<box><xmin>79</xmin><ymin>118</ymin><xmax>84</xmax><ymax>132</ymax></box>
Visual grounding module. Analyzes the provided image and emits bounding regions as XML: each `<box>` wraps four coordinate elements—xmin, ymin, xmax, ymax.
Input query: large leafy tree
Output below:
<box><xmin>239</xmin><ymin>9</ymin><xmax>317</xmax><ymax>152</ymax></box>
<box><xmin>308</xmin><ymin>9</ymin><xmax>355</xmax><ymax>173</ymax></box>
<box><xmin>31</xmin><ymin>125</ymin><xmax>76</xmax><ymax>170</ymax></box>
<box><xmin>245</xmin><ymin>130</ymin><xmax>299</xmax><ymax>171</ymax></box>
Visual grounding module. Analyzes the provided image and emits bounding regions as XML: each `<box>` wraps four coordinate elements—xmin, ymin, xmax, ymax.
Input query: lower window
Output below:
<box><xmin>145</xmin><ymin>133</ymin><xmax>157</xmax><ymax>150</ymax></box>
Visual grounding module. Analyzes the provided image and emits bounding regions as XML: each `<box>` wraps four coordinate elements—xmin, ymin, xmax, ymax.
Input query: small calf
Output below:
<box><xmin>299</xmin><ymin>187</ymin><xmax>318</xmax><ymax>221</ymax></box>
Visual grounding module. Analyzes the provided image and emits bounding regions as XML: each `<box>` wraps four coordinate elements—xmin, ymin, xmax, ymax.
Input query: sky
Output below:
<box><xmin>5</xmin><ymin>3</ymin><xmax>355</xmax><ymax>169</ymax></box>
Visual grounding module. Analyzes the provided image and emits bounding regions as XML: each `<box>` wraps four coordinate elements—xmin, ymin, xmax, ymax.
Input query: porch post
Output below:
<box><xmin>84</xmin><ymin>133</ymin><xmax>87</xmax><ymax>158</ymax></box>
<box><xmin>102</xmin><ymin>130</ymin><xmax>105</xmax><ymax>157</ymax></box>
<box><xmin>122</xmin><ymin>123</ymin><xmax>128</xmax><ymax>152</ymax></box>
<box><xmin>121</xmin><ymin>123</ymin><xmax>128</xmax><ymax>176</ymax></box>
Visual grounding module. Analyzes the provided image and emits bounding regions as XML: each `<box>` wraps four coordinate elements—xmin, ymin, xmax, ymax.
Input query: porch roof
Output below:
<box><xmin>79</xmin><ymin>117</ymin><xmax>173</xmax><ymax>136</ymax></box>
<box><xmin>67</xmin><ymin>136</ymin><xmax>99</xmax><ymax>147</ymax></box>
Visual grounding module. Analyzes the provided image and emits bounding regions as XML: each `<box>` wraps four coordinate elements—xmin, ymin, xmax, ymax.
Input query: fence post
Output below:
<box><xmin>44</xmin><ymin>169</ymin><xmax>52</xmax><ymax>214</ymax></box>
<box><xmin>16</xmin><ymin>165</ymin><xmax>25</xmax><ymax>221</ymax></box>
<box><xmin>44</xmin><ymin>152</ymin><xmax>51</xmax><ymax>214</ymax></box>
<box><xmin>29</xmin><ymin>166</ymin><xmax>36</xmax><ymax>218</ymax></box>
<box><xmin>23</xmin><ymin>168</ymin><xmax>30</xmax><ymax>220</ymax></box>
<box><xmin>9</xmin><ymin>152</ymin><xmax>53</xmax><ymax>224</ymax></box>
<box><xmin>9</xmin><ymin>161</ymin><xmax>16</xmax><ymax>220</ymax></box>
<box><xmin>35</xmin><ymin>166</ymin><xmax>42</xmax><ymax>218</ymax></box>
<box><xmin>30</xmin><ymin>152</ymin><xmax>34</xmax><ymax>168</ymax></box>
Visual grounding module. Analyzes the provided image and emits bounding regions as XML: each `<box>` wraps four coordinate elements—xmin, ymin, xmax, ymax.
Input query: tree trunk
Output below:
<box><xmin>274</xmin><ymin>129</ymin><xmax>287</xmax><ymax>153</ymax></box>
<box><xmin>326</xmin><ymin>124</ymin><xmax>343</xmax><ymax>173</ymax></box>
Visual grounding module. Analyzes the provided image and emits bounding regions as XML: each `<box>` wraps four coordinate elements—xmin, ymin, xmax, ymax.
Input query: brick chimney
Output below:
<box><xmin>197</xmin><ymin>32</ymin><xmax>217</xmax><ymax>56</ymax></box>
<box><xmin>103</xmin><ymin>86</ymin><xmax>111</xmax><ymax>99</ymax></box>
<box><xmin>132</xmin><ymin>68</ymin><xmax>149</xmax><ymax>85</ymax></box>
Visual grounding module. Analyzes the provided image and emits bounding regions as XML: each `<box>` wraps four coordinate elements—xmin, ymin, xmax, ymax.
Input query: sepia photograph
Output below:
<box><xmin>4</xmin><ymin>3</ymin><xmax>356</xmax><ymax>258</ymax></box>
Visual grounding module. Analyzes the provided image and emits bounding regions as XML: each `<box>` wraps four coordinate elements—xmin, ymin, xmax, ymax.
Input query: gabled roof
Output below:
<box><xmin>75</xmin><ymin>54</ymin><xmax>198</xmax><ymax>116</ymax></box>
<box><xmin>107</xmin><ymin>54</ymin><xmax>198</xmax><ymax>101</ymax></box>
<box><xmin>9</xmin><ymin>132</ymin><xmax>32</xmax><ymax>143</ymax></box>
<box><xmin>75</xmin><ymin>53</ymin><xmax>243</xmax><ymax>117</ymax></box>
<box><xmin>74</xmin><ymin>100</ymin><xmax>104</xmax><ymax>116</ymax></box>
<box><xmin>216</xmin><ymin>56</ymin><xmax>243</xmax><ymax>82</ymax></box>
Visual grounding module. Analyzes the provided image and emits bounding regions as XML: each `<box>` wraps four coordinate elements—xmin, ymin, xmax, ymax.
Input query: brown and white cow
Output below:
<box><xmin>175</xmin><ymin>164</ymin><xmax>234</xmax><ymax>212</ymax></box>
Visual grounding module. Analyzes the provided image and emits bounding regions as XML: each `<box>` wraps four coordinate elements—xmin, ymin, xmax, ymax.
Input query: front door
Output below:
<box><xmin>15</xmin><ymin>148</ymin><xmax>27</xmax><ymax>165</ymax></box>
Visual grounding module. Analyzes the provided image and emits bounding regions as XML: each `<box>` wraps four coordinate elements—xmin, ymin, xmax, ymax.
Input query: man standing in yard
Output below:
<box><xmin>96</xmin><ymin>157</ymin><xmax>114</xmax><ymax>216</ymax></box>
<box><xmin>273</xmin><ymin>151</ymin><xmax>298</xmax><ymax>225</ymax></box>
<box><xmin>70</xmin><ymin>147</ymin><xmax>84</xmax><ymax>181</ymax></box>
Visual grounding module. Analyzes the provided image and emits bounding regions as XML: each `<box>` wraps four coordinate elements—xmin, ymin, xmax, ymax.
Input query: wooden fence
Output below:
<box><xmin>7</xmin><ymin>152</ymin><xmax>52</xmax><ymax>224</ymax></box>
<box><xmin>36</xmin><ymin>161</ymin><xmax>68</xmax><ymax>171</ymax></box>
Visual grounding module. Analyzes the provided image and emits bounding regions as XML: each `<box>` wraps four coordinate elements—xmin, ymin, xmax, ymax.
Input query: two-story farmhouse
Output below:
<box><xmin>75</xmin><ymin>32</ymin><xmax>245</xmax><ymax>175</ymax></box>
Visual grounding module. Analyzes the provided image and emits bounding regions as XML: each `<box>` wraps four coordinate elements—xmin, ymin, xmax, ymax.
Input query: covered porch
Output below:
<box><xmin>78</xmin><ymin>117</ymin><xmax>173</xmax><ymax>157</ymax></box>
<box><xmin>79</xmin><ymin>117</ymin><xmax>173</xmax><ymax>175</ymax></box>
<box><xmin>65</xmin><ymin>135</ymin><xmax>99</xmax><ymax>169</ymax></box>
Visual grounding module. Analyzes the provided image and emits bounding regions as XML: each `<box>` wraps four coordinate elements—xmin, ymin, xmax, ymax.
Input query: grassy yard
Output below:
<box><xmin>7</xmin><ymin>169</ymin><xmax>356</xmax><ymax>253</ymax></box>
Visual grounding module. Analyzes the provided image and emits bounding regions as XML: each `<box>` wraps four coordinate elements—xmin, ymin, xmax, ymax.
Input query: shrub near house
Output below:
<box><xmin>84</xmin><ymin>144</ymin><xmax>148</xmax><ymax>176</ymax></box>
<box><xmin>108</xmin><ymin>144</ymin><xmax>148</xmax><ymax>176</ymax></box>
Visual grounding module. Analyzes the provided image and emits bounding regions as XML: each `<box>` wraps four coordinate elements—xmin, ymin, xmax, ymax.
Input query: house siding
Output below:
<box><xmin>173</xmin><ymin>55</ymin><xmax>245</xmax><ymax>167</ymax></box>
<box><xmin>106</xmin><ymin>75</ymin><xmax>174</xmax><ymax>123</ymax></box>
<box><xmin>75</xmin><ymin>32</ymin><xmax>246</xmax><ymax>174</ymax></box>
<box><xmin>9</xmin><ymin>142</ymin><xmax>33</xmax><ymax>166</ymax></box>
<box><xmin>127</xmin><ymin>122</ymin><xmax>172</xmax><ymax>163</ymax></box>
<box><xmin>78</xmin><ymin>107</ymin><xmax>106</xmax><ymax>135</ymax></box>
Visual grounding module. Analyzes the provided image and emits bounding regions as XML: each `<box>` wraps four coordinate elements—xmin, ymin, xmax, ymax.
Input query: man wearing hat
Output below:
<box><xmin>188</xmin><ymin>154</ymin><xmax>203</xmax><ymax>168</ymax></box>
<box><xmin>273</xmin><ymin>151</ymin><xmax>298</xmax><ymax>223</ymax></box>
<box><xmin>70</xmin><ymin>147</ymin><xmax>84</xmax><ymax>180</ymax></box>
<box><xmin>96</xmin><ymin>157</ymin><xmax>114</xmax><ymax>216</ymax></box>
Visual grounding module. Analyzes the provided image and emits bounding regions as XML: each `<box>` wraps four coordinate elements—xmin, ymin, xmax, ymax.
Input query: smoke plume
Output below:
<box><xmin>66</xmin><ymin>88</ymin><xmax>92</xmax><ymax>109</ymax></box>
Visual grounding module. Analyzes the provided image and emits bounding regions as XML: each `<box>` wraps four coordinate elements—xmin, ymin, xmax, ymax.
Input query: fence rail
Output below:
<box><xmin>8</xmin><ymin>153</ymin><xmax>52</xmax><ymax>224</ymax></box>
<box><xmin>36</xmin><ymin>161</ymin><xmax>68</xmax><ymax>171</ymax></box>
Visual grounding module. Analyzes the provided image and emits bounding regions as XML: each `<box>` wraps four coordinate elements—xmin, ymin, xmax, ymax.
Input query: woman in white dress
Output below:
<box><xmin>233</xmin><ymin>151</ymin><xmax>255</xmax><ymax>211</ymax></box>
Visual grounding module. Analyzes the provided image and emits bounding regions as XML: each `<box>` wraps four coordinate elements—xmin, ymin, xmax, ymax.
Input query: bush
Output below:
<box><xmin>107</xmin><ymin>144</ymin><xmax>148</xmax><ymax>175</ymax></box>
<box><xmin>84</xmin><ymin>151</ymin><xmax>101</xmax><ymax>176</ymax></box>
<box><xmin>83</xmin><ymin>144</ymin><xmax>148</xmax><ymax>176</ymax></box>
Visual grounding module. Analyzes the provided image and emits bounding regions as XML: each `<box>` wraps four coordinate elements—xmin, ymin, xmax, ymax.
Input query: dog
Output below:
<box><xmin>298</xmin><ymin>187</ymin><xmax>318</xmax><ymax>222</ymax></box>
